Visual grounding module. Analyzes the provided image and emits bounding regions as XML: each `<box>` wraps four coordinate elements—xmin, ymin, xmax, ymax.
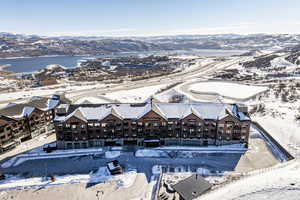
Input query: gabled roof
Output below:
<box><xmin>53</xmin><ymin>102</ymin><xmax>250</xmax><ymax>122</ymax></box>
<box><xmin>58</xmin><ymin>108</ymin><xmax>88</xmax><ymax>123</ymax></box>
<box><xmin>26</xmin><ymin>96</ymin><xmax>59</xmax><ymax>111</ymax></box>
<box><xmin>172</xmin><ymin>174</ymin><xmax>212</xmax><ymax>200</ymax></box>
<box><xmin>0</xmin><ymin>104</ymin><xmax>35</xmax><ymax>120</ymax></box>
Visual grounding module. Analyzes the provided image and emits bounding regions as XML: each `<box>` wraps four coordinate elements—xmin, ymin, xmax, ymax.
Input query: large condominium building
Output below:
<box><xmin>0</xmin><ymin>94</ymin><xmax>70</xmax><ymax>152</ymax></box>
<box><xmin>54</xmin><ymin>101</ymin><xmax>251</xmax><ymax>149</ymax></box>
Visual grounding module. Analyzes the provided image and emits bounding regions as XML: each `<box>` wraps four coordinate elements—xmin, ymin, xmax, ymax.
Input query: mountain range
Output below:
<box><xmin>1</xmin><ymin>32</ymin><xmax>300</xmax><ymax>58</ymax></box>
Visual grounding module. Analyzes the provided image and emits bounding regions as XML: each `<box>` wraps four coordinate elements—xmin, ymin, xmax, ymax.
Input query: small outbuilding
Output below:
<box><xmin>107</xmin><ymin>160</ymin><xmax>123</xmax><ymax>175</ymax></box>
<box><xmin>172</xmin><ymin>174</ymin><xmax>212</xmax><ymax>200</ymax></box>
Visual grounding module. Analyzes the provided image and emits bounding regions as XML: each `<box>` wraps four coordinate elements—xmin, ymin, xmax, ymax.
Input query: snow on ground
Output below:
<box><xmin>181</xmin><ymin>58</ymin><xmax>215</xmax><ymax>73</ymax></box>
<box><xmin>1</xmin><ymin>148</ymin><xmax>103</xmax><ymax>168</ymax></box>
<box><xmin>154</xmin><ymin>88</ymin><xmax>189</xmax><ymax>103</ymax></box>
<box><xmin>252</xmin><ymin>112</ymin><xmax>300</xmax><ymax>157</ymax></box>
<box><xmin>0</xmin><ymin>82</ymin><xmax>107</xmax><ymax>102</ymax></box>
<box><xmin>135</xmin><ymin>149</ymin><xmax>169</xmax><ymax>158</ymax></box>
<box><xmin>74</xmin><ymin>96</ymin><xmax>113</xmax><ymax>104</ymax></box>
<box><xmin>197</xmin><ymin>168</ymin><xmax>211</xmax><ymax>176</ymax></box>
<box><xmin>270</xmin><ymin>57</ymin><xmax>297</xmax><ymax>69</ymax></box>
<box><xmin>105</xmin><ymin>84</ymin><xmax>169</xmax><ymax>103</ymax></box>
<box><xmin>0</xmin><ymin>167</ymin><xmax>137</xmax><ymax>191</ymax></box>
<box><xmin>188</xmin><ymin>81</ymin><xmax>268</xmax><ymax>100</ymax></box>
<box><xmin>198</xmin><ymin>160</ymin><xmax>300</xmax><ymax>200</ymax></box>
<box><xmin>188</xmin><ymin>57</ymin><xmax>246</xmax><ymax>78</ymax></box>
<box><xmin>135</xmin><ymin>144</ymin><xmax>247</xmax><ymax>159</ymax></box>
<box><xmin>245</xmin><ymin>88</ymin><xmax>300</xmax><ymax>157</ymax></box>
<box><xmin>156</xmin><ymin>143</ymin><xmax>246</xmax><ymax>151</ymax></box>
<box><xmin>105</xmin><ymin>151</ymin><xmax>121</xmax><ymax>158</ymax></box>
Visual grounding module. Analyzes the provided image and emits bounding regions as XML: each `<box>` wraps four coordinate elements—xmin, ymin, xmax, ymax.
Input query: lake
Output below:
<box><xmin>0</xmin><ymin>49</ymin><xmax>246</xmax><ymax>73</ymax></box>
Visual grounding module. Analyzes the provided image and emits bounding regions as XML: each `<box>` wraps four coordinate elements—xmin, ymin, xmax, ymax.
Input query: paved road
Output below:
<box><xmin>1</xmin><ymin>150</ymin><xmax>243</xmax><ymax>181</ymax></box>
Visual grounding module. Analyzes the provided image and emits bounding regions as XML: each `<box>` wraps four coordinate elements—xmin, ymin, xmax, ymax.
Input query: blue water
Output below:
<box><xmin>0</xmin><ymin>49</ymin><xmax>246</xmax><ymax>73</ymax></box>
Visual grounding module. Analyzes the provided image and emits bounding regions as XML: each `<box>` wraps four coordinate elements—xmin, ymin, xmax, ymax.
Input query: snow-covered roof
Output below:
<box><xmin>155</xmin><ymin>103</ymin><xmax>231</xmax><ymax>120</ymax></box>
<box><xmin>0</xmin><ymin>105</ymin><xmax>35</xmax><ymax>120</ymax></box>
<box><xmin>0</xmin><ymin>96</ymin><xmax>61</xmax><ymax>120</ymax></box>
<box><xmin>54</xmin><ymin>102</ymin><xmax>250</xmax><ymax>122</ymax></box>
<box><xmin>55</xmin><ymin>103</ymin><xmax>152</xmax><ymax>122</ymax></box>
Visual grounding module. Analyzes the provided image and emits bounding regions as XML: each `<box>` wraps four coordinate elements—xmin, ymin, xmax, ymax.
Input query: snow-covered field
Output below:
<box><xmin>0</xmin><ymin>82</ymin><xmax>108</xmax><ymax>103</ymax></box>
<box><xmin>248</xmin><ymin>96</ymin><xmax>300</xmax><ymax>157</ymax></box>
<box><xmin>105</xmin><ymin>84</ymin><xmax>169</xmax><ymax>103</ymax></box>
<box><xmin>74</xmin><ymin>96</ymin><xmax>113</xmax><ymax>104</ymax></box>
<box><xmin>0</xmin><ymin>167</ymin><xmax>137</xmax><ymax>191</ymax></box>
<box><xmin>199</xmin><ymin>160</ymin><xmax>300</xmax><ymax>200</ymax></box>
<box><xmin>188</xmin><ymin>81</ymin><xmax>268</xmax><ymax>100</ymax></box>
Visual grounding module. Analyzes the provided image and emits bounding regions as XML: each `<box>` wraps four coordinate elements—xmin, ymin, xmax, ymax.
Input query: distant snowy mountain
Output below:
<box><xmin>1</xmin><ymin>33</ymin><xmax>300</xmax><ymax>58</ymax></box>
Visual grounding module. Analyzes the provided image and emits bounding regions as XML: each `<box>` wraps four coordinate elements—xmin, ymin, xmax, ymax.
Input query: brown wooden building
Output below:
<box><xmin>0</xmin><ymin>94</ymin><xmax>67</xmax><ymax>152</ymax></box>
<box><xmin>54</xmin><ymin>102</ymin><xmax>251</xmax><ymax>149</ymax></box>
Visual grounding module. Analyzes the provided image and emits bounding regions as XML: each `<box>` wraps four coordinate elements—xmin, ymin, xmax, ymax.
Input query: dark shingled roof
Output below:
<box><xmin>172</xmin><ymin>174</ymin><xmax>212</xmax><ymax>200</ymax></box>
<box><xmin>0</xmin><ymin>104</ymin><xmax>32</xmax><ymax>120</ymax></box>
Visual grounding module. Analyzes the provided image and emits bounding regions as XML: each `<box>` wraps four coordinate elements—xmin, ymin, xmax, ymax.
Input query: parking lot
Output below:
<box><xmin>1</xmin><ymin>150</ymin><xmax>243</xmax><ymax>180</ymax></box>
<box><xmin>0</xmin><ymin>125</ymin><xmax>283</xmax><ymax>182</ymax></box>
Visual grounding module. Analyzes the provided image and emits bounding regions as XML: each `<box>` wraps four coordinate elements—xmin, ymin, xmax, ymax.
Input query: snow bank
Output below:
<box><xmin>197</xmin><ymin>168</ymin><xmax>210</xmax><ymax>176</ymax></box>
<box><xmin>0</xmin><ymin>167</ymin><xmax>137</xmax><ymax>191</ymax></box>
<box><xmin>188</xmin><ymin>81</ymin><xmax>268</xmax><ymax>100</ymax></box>
<box><xmin>105</xmin><ymin>151</ymin><xmax>121</xmax><ymax>158</ymax></box>
<box><xmin>1</xmin><ymin>148</ymin><xmax>103</xmax><ymax>168</ymax></box>
<box><xmin>135</xmin><ymin>149</ymin><xmax>169</xmax><ymax>158</ymax></box>
<box><xmin>156</xmin><ymin>144</ymin><xmax>246</xmax><ymax>151</ymax></box>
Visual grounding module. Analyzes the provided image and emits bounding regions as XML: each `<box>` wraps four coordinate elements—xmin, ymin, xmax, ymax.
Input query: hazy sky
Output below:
<box><xmin>1</xmin><ymin>0</ymin><xmax>300</xmax><ymax>36</ymax></box>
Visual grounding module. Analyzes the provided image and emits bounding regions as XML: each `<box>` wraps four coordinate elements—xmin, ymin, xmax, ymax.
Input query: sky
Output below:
<box><xmin>1</xmin><ymin>0</ymin><xmax>300</xmax><ymax>37</ymax></box>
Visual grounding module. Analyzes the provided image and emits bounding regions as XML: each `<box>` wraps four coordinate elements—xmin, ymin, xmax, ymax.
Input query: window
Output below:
<box><xmin>81</xmin><ymin>124</ymin><xmax>85</xmax><ymax>129</ymax></box>
<box><xmin>175</xmin><ymin>121</ymin><xmax>181</xmax><ymax>126</ymax></box>
<box><xmin>65</xmin><ymin>124</ymin><xmax>70</xmax><ymax>128</ymax></box>
<box><xmin>218</xmin><ymin>123</ymin><xmax>224</xmax><ymax>128</ymax></box>
<box><xmin>72</xmin><ymin>124</ymin><xmax>77</xmax><ymax>129</ymax></box>
<box><xmin>88</xmin><ymin>123</ymin><xmax>94</xmax><ymax>127</ymax></box>
<box><xmin>95</xmin><ymin>123</ymin><xmax>100</xmax><ymax>127</ymax></box>
<box><xmin>101</xmin><ymin>123</ymin><xmax>107</xmax><ymax>127</ymax></box>
<box><xmin>226</xmin><ymin>123</ymin><xmax>233</xmax><ymax>128</ymax></box>
<box><xmin>226</xmin><ymin>130</ymin><xmax>231</xmax><ymax>134</ymax></box>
